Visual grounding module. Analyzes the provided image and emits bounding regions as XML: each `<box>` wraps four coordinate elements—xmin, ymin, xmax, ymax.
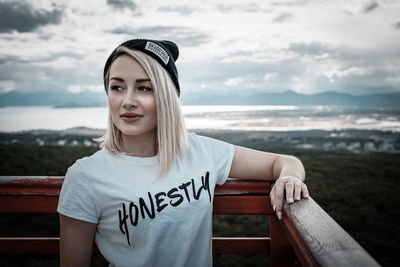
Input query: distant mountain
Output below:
<box><xmin>0</xmin><ymin>90</ymin><xmax>107</xmax><ymax>108</ymax></box>
<box><xmin>0</xmin><ymin>90</ymin><xmax>399</xmax><ymax>107</ymax></box>
<box><xmin>53</xmin><ymin>101</ymin><xmax>107</xmax><ymax>108</ymax></box>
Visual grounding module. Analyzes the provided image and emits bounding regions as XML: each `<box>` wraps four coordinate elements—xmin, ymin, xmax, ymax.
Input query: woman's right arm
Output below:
<box><xmin>59</xmin><ymin>214</ymin><xmax>97</xmax><ymax>267</ymax></box>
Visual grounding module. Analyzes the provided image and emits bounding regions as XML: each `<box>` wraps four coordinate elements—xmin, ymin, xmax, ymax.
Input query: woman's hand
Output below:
<box><xmin>270</xmin><ymin>176</ymin><xmax>309</xmax><ymax>220</ymax></box>
<box><xmin>227</xmin><ymin>145</ymin><xmax>309</xmax><ymax>220</ymax></box>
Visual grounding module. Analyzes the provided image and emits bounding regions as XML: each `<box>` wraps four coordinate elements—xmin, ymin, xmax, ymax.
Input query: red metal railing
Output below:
<box><xmin>0</xmin><ymin>176</ymin><xmax>380</xmax><ymax>266</ymax></box>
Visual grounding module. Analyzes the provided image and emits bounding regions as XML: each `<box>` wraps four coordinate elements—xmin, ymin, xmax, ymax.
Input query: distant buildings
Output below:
<box><xmin>1</xmin><ymin>129</ymin><xmax>399</xmax><ymax>154</ymax></box>
<box><xmin>0</xmin><ymin>136</ymin><xmax>98</xmax><ymax>147</ymax></box>
<box><xmin>321</xmin><ymin>140</ymin><xmax>397</xmax><ymax>154</ymax></box>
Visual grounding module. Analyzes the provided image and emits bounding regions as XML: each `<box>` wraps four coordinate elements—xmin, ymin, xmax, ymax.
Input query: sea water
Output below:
<box><xmin>0</xmin><ymin>105</ymin><xmax>399</xmax><ymax>132</ymax></box>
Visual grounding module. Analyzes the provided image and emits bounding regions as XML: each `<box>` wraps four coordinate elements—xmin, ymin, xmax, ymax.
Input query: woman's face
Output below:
<box><xmin>107</xmin><ymin>54</ymin><xmax>157</xmax><ymax>140</ymax></box>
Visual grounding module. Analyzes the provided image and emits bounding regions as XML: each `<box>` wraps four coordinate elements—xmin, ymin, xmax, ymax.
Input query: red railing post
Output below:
<box><xmin>270</xmin><ymin>215</ymin><xmax>295</xmax><ymax>267</ymax></box>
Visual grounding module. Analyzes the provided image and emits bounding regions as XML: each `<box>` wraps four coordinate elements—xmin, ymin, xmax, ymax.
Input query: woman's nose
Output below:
<box><xmin>122</xmin><ymin>88</ymin><xmax>138</xmax><ymax>108</ymax></box>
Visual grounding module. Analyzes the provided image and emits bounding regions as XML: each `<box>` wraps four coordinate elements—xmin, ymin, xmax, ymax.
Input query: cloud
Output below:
<box><xmin>106</xmin><ymin>0</ymin><xmax>136</xmax><ymax>11</ymax></box>
<box><xmin>158</xmin><ymin>5</ymin><xmax>197</xmax><ymax>15</ymax></box>
<box><xmin>109</xmin><ymin>26</ymin><xmax>210</xmax><ymax>47</ymax></box>
<box><xmin>363</xmin><ymin>0</ymin><xmax>379</xmax><ymax>12</ymax></box>
<box><xmin>0</xmin><ymin>49</ymin><xmax>104</xmax><ymax>94</ymax></box>
<box><xmin>0</xmin><ymin>80</ymin><xmax>16</xmax><ymax>93</ymax></box>
<box><xmin>224</xmin><ymin>77</ymin><xmax>244</xmax><ymax>87</ymax></box>
<box><xmin>182</xmin><ymin>49</ymin><xmax>400</xmax><ymax>95</ymax></box>
<box><xmin>215</xmin><ymin>3</ymin><xmax>271</xmax><ymax>13</ymax></box>
<box><xmin>0</xmin><ymin>55</ymin><xmax>20</xmax><ymax>65</ymax></box>
<box><xmin>264</xmin><ymin>72</ymin><xmax>278</xmax><ymax>82</ymax></box>
<box><xmin>180</xmin><ymin>58</ymin><xmax>304</xmax><ymax>94</ymax></box>
<box><xmin>67</xmin><ymin>84</ymin><xmax>103</xmax><ymax>93</ymax></box>
<box><xmin>0</xmin><ymin>0</ymin><xmax>399</xmax><ymax>98</ymax></box>
<box><xmin>285</xmin><ymin>40</ymin><xmax>400</xmax><ymax>93</ymax></box>
<box><xmin>272</xmin><ymin>12</ymin><xmax>293</xmax><ymax>22</ymax></box>
<box><xmin>0</xmin><ymin>1</ymin><xmax>63</xmax><ymax>33</ymax></box>
<box><xmin>194</xmin><ymin>38</ymin><xmax>400</xmax><ymax>95</ymax></box>
<box><xmin>33</xmin><ymin>56</ymin><xmax>80</xmax><ymax>69</ymax></box>
<box><xmin>270</xmin><ymin>0</ymin><xmax>309</xmax><ymax>6</ymax></box>
<box><xmin>288</xmin><ymin>42</ymin><xmax>331</xmax><ymax>57</ymax></box>
<box><xmin>342</xmin><ymin>0</ymin><xmax>379</xmax><ymax>15</ymax></box>
<box><xmin>216</xmin><ymin>4</ymin><xmax>236</xmax><ymax>12</ymax></box>
<box><xmin>324</xmin><ymin>66</ymin><xmax>368</xmax><ymax>82</ymax></box>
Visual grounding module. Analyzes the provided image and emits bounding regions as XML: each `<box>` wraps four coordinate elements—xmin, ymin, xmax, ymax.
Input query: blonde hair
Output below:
<box><xmin>94</xmin><ymin>47</ymin><xmax>187</xmax><ymax>178</ymax></box>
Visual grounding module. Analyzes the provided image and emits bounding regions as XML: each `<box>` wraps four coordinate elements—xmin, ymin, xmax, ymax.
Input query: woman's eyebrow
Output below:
<box><xmin>136</xmin><ymin>78</ymin><xmax>151</xmax><ymax>83</ymax></box>
<box><xmin>109</xmin><ymin>77</ymin><xmax>151</xmax><ymax>83</ymax></box>
<box><xmin>109</xmin><ymin>77</ymin><xmax>124</xmax><ymax>82</ymax></box>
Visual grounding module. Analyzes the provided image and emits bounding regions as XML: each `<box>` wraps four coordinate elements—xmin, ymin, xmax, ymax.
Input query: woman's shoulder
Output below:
<box><xmin>69</xmin><ymin>148</ymin><xmax>109</xmax><ymax>172</ymax></box>
<box><xmin>64</xmin><ymin>148</ymin><xmax>115</xmax><ymax>184</ymax></box>
<box><xmin>187</xmin><ymin>132</ymin><xmax>206</xmax><ymax>147</ymax></box>
<box><xmin>76</xmin><ymin>147</ymin><xmax>106</xmax><ymax>162</ymax></box>
<box><xmin>187</xmin><ymin>132</ymin><xmax>233</xmax><ymax>153</ymax></box>
<box><xmin>187</xmin><ymin>132</ymin><xmax>214</xmax><ymax>143</ymax></box>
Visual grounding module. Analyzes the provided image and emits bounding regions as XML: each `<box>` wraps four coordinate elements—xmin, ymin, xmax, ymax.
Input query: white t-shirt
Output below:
<box><xmin>57</xmin><ymin>133</ymin><xmax>235</xmax><ymax>267</ymax></box>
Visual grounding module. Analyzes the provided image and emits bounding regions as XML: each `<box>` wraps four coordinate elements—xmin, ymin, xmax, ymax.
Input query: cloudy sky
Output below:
<box><xmin>0</xmin><ymin>0</ymin><xmax>399</xmax><ymax>97</ymax></box>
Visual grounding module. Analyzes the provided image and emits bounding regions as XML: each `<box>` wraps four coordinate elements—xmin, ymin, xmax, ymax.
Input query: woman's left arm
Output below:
<box><xmin>228</xmin><ymin>145</ymin><xmax>309</xmax><ymax>220</ymax></box>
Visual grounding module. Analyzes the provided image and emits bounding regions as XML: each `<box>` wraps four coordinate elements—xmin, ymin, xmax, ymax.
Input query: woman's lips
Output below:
<box><xmin>120</xmin><ymin>113</ymin><xmax>143</xmax><ymax>122</ymax></box>
<box><xmin>121</xmin><ymin>116</ymin><xmax>141</xmax><ymax>122</ymax></box>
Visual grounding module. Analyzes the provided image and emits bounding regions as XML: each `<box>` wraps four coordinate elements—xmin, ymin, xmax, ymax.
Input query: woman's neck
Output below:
<box><xmin>120</xmin><ymin>133</ymin><xmax>157</xmax><ymax>157</ymax></box>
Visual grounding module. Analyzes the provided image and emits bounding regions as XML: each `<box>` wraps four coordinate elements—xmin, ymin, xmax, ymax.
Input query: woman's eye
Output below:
<box><xmin>138</xmin><ymin>86</ymin><xmax>153</xmax><ymax>92</ymax></box>
<box><xmin>110</xmin><ymin>85</ymin><xmax>123</xmax><ymax>91</ymax></box>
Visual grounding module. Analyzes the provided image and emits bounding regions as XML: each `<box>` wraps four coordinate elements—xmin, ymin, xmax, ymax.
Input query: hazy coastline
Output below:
<box><xmin>1</xmin><ymin>105</ymin><xmax>400</xmax><ymax>133</ymax></box>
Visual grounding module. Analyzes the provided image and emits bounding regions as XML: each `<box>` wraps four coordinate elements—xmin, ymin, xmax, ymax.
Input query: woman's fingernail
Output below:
<box><xmin>304</xmin><ymin>193</ymin><xmax>309</xmax><ymax>198</ymax></box>
<box><xmin>277</xmin><ymin>211</ymin><xmax>282</xmax><ymax>220</ymax></box>
<box><xmin>288</xmin><ymin>197</ymin><xmax>294</xmax><ymax>203</ymax></box>
<box><xmin>295</xmin><ymin>196</ymin><xmax>300</xmax><ymax>201</ymax></box>
<box><xmin>273</xmin><ymin>204</ymin><xmax>276</xmax><ymax>211</ymax></box>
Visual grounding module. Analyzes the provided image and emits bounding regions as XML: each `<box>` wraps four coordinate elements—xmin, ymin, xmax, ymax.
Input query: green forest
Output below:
<box><xmin>0</xmin><ymin>130</ymin><xmax>399</xmax><ymax>266</ymax></box>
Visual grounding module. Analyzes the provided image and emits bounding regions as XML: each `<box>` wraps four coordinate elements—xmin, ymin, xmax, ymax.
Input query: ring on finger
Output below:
<box><xmin>284</xmin><ymin>178</ymin><xmax>292</xmax><ymax>184</ymax></box>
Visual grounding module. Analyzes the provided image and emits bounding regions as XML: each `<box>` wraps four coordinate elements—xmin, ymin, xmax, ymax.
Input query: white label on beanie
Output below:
<box><xmin>145</xmin><ymin>42</ymin><xmax>170</xmax><ymax>65</ymax></box>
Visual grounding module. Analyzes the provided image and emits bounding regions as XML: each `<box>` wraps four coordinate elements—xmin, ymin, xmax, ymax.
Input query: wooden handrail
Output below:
<box><xmin>281</xmin><ymin>197</ymin><xmax>380</xmax><ymax>267</ymax></box>
<box><xmin>0</xmin><ymin>176</ymin><xmax>380</xmax><ymax>266</ymax></box>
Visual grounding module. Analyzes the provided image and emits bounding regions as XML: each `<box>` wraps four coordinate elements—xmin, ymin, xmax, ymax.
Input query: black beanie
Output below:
<box><xmin>103</xmin><ymin>39</ymin><xmax>180</xmax><ymax>96</ymax></box>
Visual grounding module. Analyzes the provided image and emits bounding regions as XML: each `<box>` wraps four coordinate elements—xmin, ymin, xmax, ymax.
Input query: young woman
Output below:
<box><xmin>58</xmin><ymin>39</ymin><xmax>309</xmax><ymax>267</ymax></box>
